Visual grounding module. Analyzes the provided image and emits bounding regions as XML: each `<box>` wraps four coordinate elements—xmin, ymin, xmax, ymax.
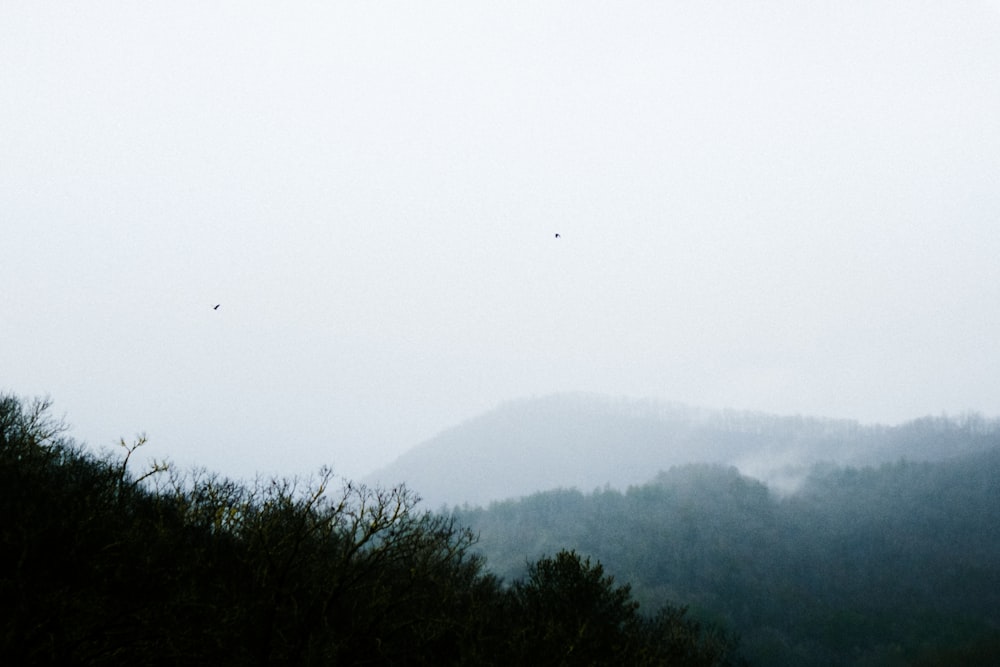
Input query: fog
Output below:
<box><xmin>3</xmin><ymin>2</ymin><xmax>1000</xmax><ymax>482</ymax></box>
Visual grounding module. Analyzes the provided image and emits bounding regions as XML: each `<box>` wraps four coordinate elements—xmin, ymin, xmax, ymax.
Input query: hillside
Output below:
<box><xmin>455</xmin><ymin>451</ymin><xmax>1000</xmax><ymax>666</ymax></box>
<box><xmin>0</xmin><ymin>393</ymin><xmax>744</xmax><ymax>665</ymax></box>
<box><xmin>366</xmin><ymin>393</ymin><xmax>1000</xmax><ymax>508</ymax></box>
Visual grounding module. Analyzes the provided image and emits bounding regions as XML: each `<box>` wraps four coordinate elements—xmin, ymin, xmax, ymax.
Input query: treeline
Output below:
<box><xmin>456</xmin><ymin>455</ymin><xmax>1000</xmax><ymax>666</ymax></box>
<box><xmin>0</xmin><ymin>394</ymin><xmax>744</xmax><ymax>666</ymax></box>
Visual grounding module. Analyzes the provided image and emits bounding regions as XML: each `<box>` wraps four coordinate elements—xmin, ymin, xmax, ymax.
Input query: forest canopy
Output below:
<box><xmin>457</xmin><ymin>456</ymin><xmax>1000</xmax><ymax>666</ymax></box>
<box><xmin>0</xmin><ymin>393</ymin><xmax>743</xmax><ymax>666</ymax></box>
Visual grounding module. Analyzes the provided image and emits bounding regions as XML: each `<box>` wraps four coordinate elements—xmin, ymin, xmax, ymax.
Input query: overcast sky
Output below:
<box><xmin>3</xmin><ymin>2</ymin><xmax>1000</xmax><ymax>482</ymax></box>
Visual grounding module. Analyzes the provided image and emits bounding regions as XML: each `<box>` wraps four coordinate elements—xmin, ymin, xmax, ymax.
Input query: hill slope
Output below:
<box><xmin>0</xmin><ymin>393</ymin><xmax>745</xmax><ymax>666</ymax></box>
<box><xmin>454</xmin><ymin>451</ymin><xmax>1000</xmax><ymax>666</ymax></box>
<box><xmin>366</xmin><ymin>393</ymin><xmax>1000</xmax><ymax>508</ymax></box>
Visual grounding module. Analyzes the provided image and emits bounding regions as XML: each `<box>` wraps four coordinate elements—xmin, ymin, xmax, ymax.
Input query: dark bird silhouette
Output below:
<box><xmin>554</xmin><ymin>233</ymin><xmax>561</xmax><ymax>238</ymax></box>
<box><xmin>213</xmin><ymin>304</ymin><xmax>220</xmax><ymax>310</ymax></box>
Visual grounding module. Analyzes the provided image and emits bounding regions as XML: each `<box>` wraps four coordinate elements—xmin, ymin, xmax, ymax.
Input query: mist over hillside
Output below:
<box><xmin>454</xmin><ymin>450</ymin><xmax>1000</xmax><ymax>666</ymax></box>
<box><xmin>366</xmin><ymin>393</ymin><xmax>1000</xmax><ymax>508</ymax></box>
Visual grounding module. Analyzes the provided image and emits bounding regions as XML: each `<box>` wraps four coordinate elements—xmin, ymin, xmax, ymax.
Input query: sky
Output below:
<box><xmin>3</xmin><ymin>2</ymin><xmax>1000</xmax><ymax>482</ymax></box>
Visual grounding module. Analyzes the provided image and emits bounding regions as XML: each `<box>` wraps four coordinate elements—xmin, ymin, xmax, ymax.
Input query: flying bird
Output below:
<box><xmin>554</xmin><ymin>233</ymin><xmax>561</xmax><ymax>238</ymax></box>
<box><xmin>213</xmin><ymin>304</ymin><xmax>220</xmax><ymax>310</ymax></box>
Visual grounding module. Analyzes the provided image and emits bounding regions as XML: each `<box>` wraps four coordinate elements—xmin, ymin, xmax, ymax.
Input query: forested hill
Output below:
<box><xmin>1</xmin><ymin>394</ymin><xmax>746</xmax><ymax>665</ymax></box>
<box><xmin>455</xmin><ymin>450</ymin><xmax>1000</xmax><ymax>666</ymax></box>
<box><xmin>367</xmin><ymin>393</ymin><xmax>1000</xmax><ymax>508</ymax></box>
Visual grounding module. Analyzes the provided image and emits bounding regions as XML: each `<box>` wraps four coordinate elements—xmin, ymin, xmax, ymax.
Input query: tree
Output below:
<box><xmin>507</xmin><ymin>550</ymin><xmax>744</xmax><ymax>666</ymax></box>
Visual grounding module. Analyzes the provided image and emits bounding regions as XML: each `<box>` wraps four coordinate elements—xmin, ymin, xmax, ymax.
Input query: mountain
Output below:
<box><xmin>365</xmin><ymin>392</ymin><xmax>1000</xmax><ymax>508</ymax></box>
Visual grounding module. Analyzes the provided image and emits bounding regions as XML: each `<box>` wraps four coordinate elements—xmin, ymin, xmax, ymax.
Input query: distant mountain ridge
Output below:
<box><xmin>365</xmin><ymin>393</ymin><xmax>1000</xmax><ymax>508</ymax></box>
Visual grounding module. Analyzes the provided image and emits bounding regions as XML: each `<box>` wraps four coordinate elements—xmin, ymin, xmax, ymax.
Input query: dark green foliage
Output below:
<box><xmin>507</xmin><ymin>550</ymin><xmax>744</xmax><ymax>666</ymax></box>
<box><xmin>458</xmin><ymin>458</ymin><xmax>1000</xmax><ymax>666</ymax></box>
<box><xmin>0</xmin><ymin>394</ymin><xmax>741</xmax><ymax>665</ymax></box>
